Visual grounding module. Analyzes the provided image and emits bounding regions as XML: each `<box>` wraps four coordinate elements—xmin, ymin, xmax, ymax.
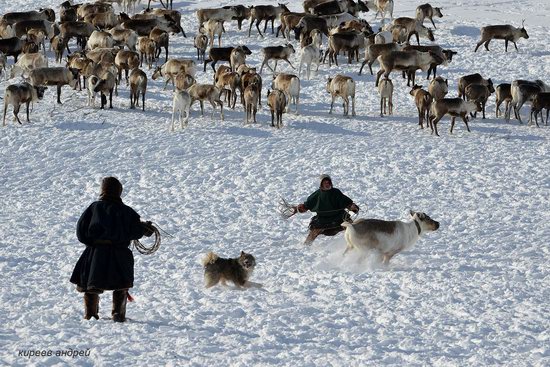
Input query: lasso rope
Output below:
<box><xmin>132</xmin><ymin>222</ymin><xmax>161</xmax><ymax>255</ymax></box>
<box><xmin>278</xmin><ymin>197</ymin><xmax>367</xmax><ymax>227</ymax></box>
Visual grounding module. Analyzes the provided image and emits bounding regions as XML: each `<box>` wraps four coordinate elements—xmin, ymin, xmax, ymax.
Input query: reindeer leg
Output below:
<box><xmin>256</xmin><ymin>19</ymin><xmax>263</xmax><ymax>38</ymax></box>
<box><xmin>474</xmin><ymin>39</ymin><xmax>484</xmax><ymax>52</ymax></box>
<box><xmin>505</xmin><ymin>39</ymin><xmax>509</xmax><ymax>52</ymax></box>
<box><xmin>430</xmin><ymin>17</ymin><xmax>437</xmax><ymax>29</ymax></box>
<box><xmin>283</xmin><ymin>58</ymin><xmax>295</xmax><ymax>70</ymax></box>
<box><xmin>343</xmin><ymin>96</ymin><xmax>349</xmax><ymax>116</ymax></box>
<box><xmin>463</xmin><ymin>115</ymin><xmax>471</xmax><ymax>132</ymax></box>
<box><xmin>513</xmin><ymin>41</ymin><xmax>519</xmax><ymax>52</ymax></box>
<box><xmin>449</xmin><ymin>116</ymin><xmax>456</xmax><ymax>133</ymax></box>
<box><xmin>329</xmin><ymin>95</ymin><xmax>335</xmax><ymax>114</ymax></box>
<box><xmin>375</xmin><ymin>69</ymin><xmax>384</xmax><ymax>87</ymax></box>
<box><xmin>14</xmin><ymin>105</ymin><xmax>22</xmax><ymax>124</ymax></box>
<box><xmin>484</xmin><ymin>40</ymin><xmax>491</xmax><ymax>51</ymax></box>
<box><xmin>3</xmin><ymin>103</ymin><xmax>7</xmax><ymax>126</ymax></box>
<box><xmin>26</xmin><ymin>102</ymin><xmax>30</xmax><ymax>123</ymax></box>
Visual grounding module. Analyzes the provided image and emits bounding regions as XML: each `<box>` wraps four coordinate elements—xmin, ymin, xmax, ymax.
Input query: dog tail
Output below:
<box><xmin>201</xmin><ymin>251</ymin><xmax>219</xmax><ymax>267</ymax></box>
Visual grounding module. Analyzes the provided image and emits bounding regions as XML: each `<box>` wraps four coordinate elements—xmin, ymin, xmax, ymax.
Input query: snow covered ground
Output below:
<box><xmin>0</xmin><ymin>0</ymin><xmax>549</xmax><ymax>365</ymax></box>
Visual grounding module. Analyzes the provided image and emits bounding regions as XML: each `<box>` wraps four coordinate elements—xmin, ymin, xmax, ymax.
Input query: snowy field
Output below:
<box><xmin>0</xmin><ymin>0</ymin><xmax>549</xmax><ymax>365</ymax></box>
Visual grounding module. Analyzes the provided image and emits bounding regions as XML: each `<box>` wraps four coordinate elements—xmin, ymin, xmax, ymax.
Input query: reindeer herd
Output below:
<box><xmin>1</xmin><ymin>0</ymin><xmax>549</xmax><ymax>132</ymax></box>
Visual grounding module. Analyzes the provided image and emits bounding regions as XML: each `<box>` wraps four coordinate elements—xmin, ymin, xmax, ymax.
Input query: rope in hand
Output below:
<box><xmin>132</xmin><ymin>222</ymin><xmax>161</xmax><ymax>255</ymax></box>
<box><xmin>278</xmin><ymin>197</ymin><xmax>367</xmax><ymax>220</ymax></box>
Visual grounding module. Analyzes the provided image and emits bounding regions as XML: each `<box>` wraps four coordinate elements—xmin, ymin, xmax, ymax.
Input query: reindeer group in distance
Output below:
<box><xmin>1</xmin><ymin>0</ymin><xmax>548</xmax><ymax>132</ymax></box>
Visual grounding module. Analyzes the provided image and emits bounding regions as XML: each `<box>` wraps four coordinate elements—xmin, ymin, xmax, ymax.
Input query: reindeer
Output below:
<box><xmin>378</xmin><ymin>78</ymin><xmax>393</xmax><ymax>116</ymax></box>
<box><xmin>114</xmin><ymin>50</ymin><xmax>140</xmax><ymax>85</ymax></box>
<box><xmin>129</xmin><ymin>68</ymin><xmax>147</xmax><ymax>111</ymax></box>
<box><xmin>326</xmin><ymin>75</ymin><xmax>356</xmax><ymax>116</ymax></box>
<box><xmin>429</xmin><ymin>98</ymin><xmax>481</xmax><ymax>136</ymax></box>
<box><xmin>415</xmin><ymin>4</ymin><xmax>443</xmax><ymax>29</ymax></box>
<box><xmin>137</xmin><ymin>37</ymin><xmax>157</xmax><ymax>69</ymax></box>
<box><xmin>530</xmin><ymin>92</ymin><xmax>550</xmax><ymax>127</ymax></box>
<box><xmin>259</xmin><ymin>44</ymin><xmax>296</xmax><ymax>74</ymax></box>
<box><xmin>215</xmin><ymin>70</ymin><xmax>241</xmax><ymax>109</ymax></box>
<box><xmin>389</xmin><ymin>17</ymin><xmax>435</xmax><ymax>45</ymax></box>
<box><xmin>171</xmin><ymin>90</ymin><xmax>192</xmax><ymax>131</ymax></box>
<box><xmin>465</xmin><ymin>83</ymin><xmax>494</xmax><ymax>119</ymax></box>
<box><xmin>375</xmin><ymin>49</ymin><xmax>442</xmax><ymax>87</ymax></box>
<box><xmin>28</xmin><ymin>67</ymin><xmax>78</xmax><ymax>104</ymax></box>
<box><xmin>299</xmin><ymin>30</ymin><xmax>323</xmax><ymax>80</ymax></box>
<box><xmin>272</xmin><ymin>73</ymin><xmax>300</xmax><ymax>113</ymax></box>
<box><xmin>243</xmin><ymin>82</ymin><xmax>260</xmax><ymax>124</ymax></box>
<box><xmin>194</xmin><ymin>33</ymin><xmax>208</xmax><ymax>62</ymax></box>
<box><xmin>267</xmin><ymin>89</ymin><xmax>287</xmax><ymax>128</ymax></box>
<box><xmin>410</xmin><ymin>84</ymin><xmax>433</xmax><ymax>129</ymax></box>
<box><xmin>3</xmin><ymin>82</ymin><xmax>47</xmax><ymax>125</ymax></box>
<box><xmin>365</xmin><ymin>0</ymin><xmax>394</xmax><ymax>21</ymax></box>
<box><xmin>187</xmin><ymin>84</ymin><xmax>224</xmax><ymax>120</ymax></box>
<box><xmin>149</xmin><ymin>27</ymin><xmax>170</xmax><ymax>63</ymax></box>
<box><xmin>248</xmin><ymin>4</ymin><xmax>290</xmax><ymax>37</ymax></box>
<box><xmin>152</xmin><ymin>59</ymin><xmax>196</xmax><ymax>90</ymax></box>
<box><xmin>202</xmin><ymin>19</ymin><xmax>225</xmax><ymax>47</ymax></box>
<box><xmin>458</xmin><ymin>73</ymin><xmax>494</xmax><ymax>100</ymax></box>
<box><xmin>428</xmin><ymin>76</ymin><xmax>448</xmax><ymax>101</ymax></box>
<box><xmin>475</xmin><ymin>21</ymin><xmax>529</xmax><ymax>52</ymax></box>
<box><xmin>495</xmin><ymin>83</ymin><xmax>512</xmax><ymax>118</ymax></box>
<box><xmin>359</xmin><ymin>42</ymin><xmax>402</xmax><ymax>76</ymax></box>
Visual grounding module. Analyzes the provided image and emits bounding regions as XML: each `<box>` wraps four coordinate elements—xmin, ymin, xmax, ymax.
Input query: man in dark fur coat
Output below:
<box><xmin>297</xmin><ymin>174</ymin><xmax>359</xmax><ymax>245</ymax></box>
<box><xmin>70</xmin><ymin>177</ymin><xmax>153</xmax><ymax>322</ymax></box>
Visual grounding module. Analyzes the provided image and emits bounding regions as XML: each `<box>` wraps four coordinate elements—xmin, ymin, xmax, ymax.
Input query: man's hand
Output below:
<box><xmin>297</xmin><ymin>204</ymin><xmax>307</xmax><ymax>213</ymax></box>
<box><xmin>142</xmin><ymin>221</ymin><xmax>154</xmax><ymax>237</ymax></box>
<box><xmin>348</xmin><ymin>203</ymin><xmax>359</xmax><ymax>214</ymax></box>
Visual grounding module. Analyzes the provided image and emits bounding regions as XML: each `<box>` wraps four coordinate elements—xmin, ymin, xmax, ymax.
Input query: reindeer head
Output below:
<box><xmin>409</xmin><ymin>211</ymin><xmax>440</xmax><ymax>233</ymax></box>
<box><xmin>33</xmin><ymin>85</ymin><xmax>48</xmax><ymax>100</ymax></box>
<box><xmin>357</xmin><ymin>0</ymin><xmax>370</xmax><ymax>12</ymax></box>
<box><xmin>487</xmin><ymin>79</ymin><xmax>495</xmax><ymax>94</ymax></box>
<box><xmin>409</xmin><ymin>84</ymin><xmax>423</xmax><ymax>96</ymax></box>
<box><xmin>434</xmin><ymin>7</ymin><xmax>443</xmax><ymax>18</ymax></box>
<box><xmin>236</xmin><ymin>45</ymin><xmax>252</xmax><ymax>55</ymax></box>
<box><xmin>326</xmin><ymin>77</ymin><xmax>333</xmax><ymax>93</ymax></box>
<box><xmin>152</xmin><ymin>66</ymin><xmax>162</xmax><ymax>80</ymax></box>
<box><xmin>520</xmin><ymin>20</ymin><xmax>529</xmax><ymax>39</ymax></box>
<box><xmin>285</xmin><ymin>43</ymin><xmax>295</xmax><ymax>54</ymax></box>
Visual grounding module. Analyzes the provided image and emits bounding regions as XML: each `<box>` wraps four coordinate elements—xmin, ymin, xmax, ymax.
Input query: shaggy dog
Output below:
<box><xmin>201</xmin><ymin>251</ymin><xmax>262</xmax><ymax>289</ymax></box>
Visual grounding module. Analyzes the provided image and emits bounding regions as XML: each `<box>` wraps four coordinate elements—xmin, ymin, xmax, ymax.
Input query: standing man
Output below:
<box><xmin>70</xmin><ymin>177</ymin><xmax>153</xmax><ymax>322</ymax></box>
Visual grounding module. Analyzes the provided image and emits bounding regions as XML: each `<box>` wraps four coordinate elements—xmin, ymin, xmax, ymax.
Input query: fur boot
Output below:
<box><xmin>83</xmin><ymin>293</ymin><xmax>99</xmax><ymax>320</ymax></box>
<box><xmin>112</xmin><ymin>289</ymin><xmax>128</xmax><ymax>322</ymax></box>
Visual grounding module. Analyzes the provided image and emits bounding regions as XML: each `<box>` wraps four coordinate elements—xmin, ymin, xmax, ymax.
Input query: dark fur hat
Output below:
<box><xmin>99</xmin><ymin>176</ymin><xmax>123</xmax><ymax>201</ymax></box>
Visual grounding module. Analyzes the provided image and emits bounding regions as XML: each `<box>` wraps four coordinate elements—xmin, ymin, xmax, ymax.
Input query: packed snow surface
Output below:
<box><xmin>0</xmin><ymin>0</ymin><xmax>549</xmax><ymax>365</ymax></box>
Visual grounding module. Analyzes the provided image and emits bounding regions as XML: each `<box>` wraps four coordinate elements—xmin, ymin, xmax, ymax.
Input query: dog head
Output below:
<box><xmin>410</xmin><ymin>210</ymin><xmax>440</xmax><ymax>233</ymax></box>
<box><xmin>238</xmin><ymin>251</ymin><xmax>256</xmax><ymax>270</ymax></box>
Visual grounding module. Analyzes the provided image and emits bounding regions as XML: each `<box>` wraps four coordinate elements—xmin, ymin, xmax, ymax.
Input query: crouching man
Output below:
<box><xmin>297</xmin><ymin>174</ymin><xmax>359</xmax><ymax>245</ymax></box>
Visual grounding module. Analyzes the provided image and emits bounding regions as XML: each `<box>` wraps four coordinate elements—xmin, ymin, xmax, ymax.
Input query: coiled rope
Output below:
<box><xmin>132</xmin><ymin>222</ymin><xmax>161</xmax><ymax>255</ymax></box>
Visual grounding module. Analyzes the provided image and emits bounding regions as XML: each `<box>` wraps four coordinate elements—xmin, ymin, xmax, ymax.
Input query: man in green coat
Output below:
<box><xmin>297</xmin><ymin>174</ymin><xmax>359</xmax><ymax>245</ymax></box>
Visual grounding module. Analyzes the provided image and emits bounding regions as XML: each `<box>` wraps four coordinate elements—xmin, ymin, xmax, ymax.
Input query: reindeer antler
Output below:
<box><xmin>278</xmin><ymin>198</ymin><xmax>298</xmax><ymax>219</ymax></box>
